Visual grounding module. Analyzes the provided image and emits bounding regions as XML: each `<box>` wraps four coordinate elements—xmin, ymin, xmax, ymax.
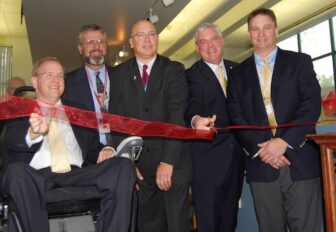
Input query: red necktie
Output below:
<box><xmin>142</xmin><ymin>64</ymin><xmax>149</xmax><ymax>89</ymax></box>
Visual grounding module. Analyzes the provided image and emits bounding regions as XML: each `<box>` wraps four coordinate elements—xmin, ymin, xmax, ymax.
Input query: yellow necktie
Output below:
<box><xmin>217</xmin><ymin>65</ymin><xmax>227</xmax><ymax>96</ymax></box>
<box><xmin>261</xmin><ymin>58</ymin><xmax>277</xmax><ymax>136</ymax></box>
<box><xmin>48</xmin><ymin>108</ymin><xmax>71</xmax><ymax>173</ymax></box>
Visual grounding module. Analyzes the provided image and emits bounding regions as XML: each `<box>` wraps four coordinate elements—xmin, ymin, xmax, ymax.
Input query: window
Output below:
<box><xmin>278</xmin><ymin>16</ymin><xmax>336</xmax><ymax>98</ymax></box>
<box><xmin>278</xmin><ymin>35</ymin><xmax>298</xmax><ymax>52</ymax></box>
<box><xmin>300</xmin><ymin>21</ymin><xmax>331</xmax><ymax>59</ymax></box>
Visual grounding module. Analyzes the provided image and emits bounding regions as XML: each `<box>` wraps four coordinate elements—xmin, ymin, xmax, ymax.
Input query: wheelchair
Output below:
<box><xmin>0</xmin><ymin>86</ymin><xmax>143</xmax><ymax>232</ymax></box>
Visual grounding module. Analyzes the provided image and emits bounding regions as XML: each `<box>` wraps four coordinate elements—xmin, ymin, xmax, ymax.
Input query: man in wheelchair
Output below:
<box><xmin>1</xmin><ymin>57</ymin><xmax>136</xmax><ymax>232</ymax></box>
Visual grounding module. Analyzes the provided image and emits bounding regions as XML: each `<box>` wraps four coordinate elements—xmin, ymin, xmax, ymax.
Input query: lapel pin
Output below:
<box><xmin>133</xmin><ymin>76</ymin><xmax>137</xmax><ymax>80</ymax></box>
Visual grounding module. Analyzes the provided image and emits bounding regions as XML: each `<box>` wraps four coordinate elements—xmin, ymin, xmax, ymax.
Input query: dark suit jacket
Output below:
<box><xmin>185</xmin><ymin>59</ymin><xmax>244</xmax><ymax>186</ymax></box>
<box><xmin>227</xmin><ymin>48</ymin><xmax>321</xmax><ymax>182</ymax></box>
<box><xmin>4</xmin><ymin>100</ymin><xmax>103</xmax><ymax>166</ymax></box>
<box><xmin>63</xmin><ymin>65</ymin><xmax>113</xmax><ymax>112</ymax></box>
<box><xmin>62</xmin><ymin>65</ymin><xmax>113</xmax><ymax>143</ymax></box>
<box><xmin>109</xmin><ymin>55</ymin><xmax>192</xmax><ymax>184</ymax></box>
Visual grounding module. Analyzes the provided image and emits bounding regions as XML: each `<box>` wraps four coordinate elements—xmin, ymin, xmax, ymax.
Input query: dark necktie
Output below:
<box><xmin>95</xmin><ymin>71</ymin><xmax>104</xmax><ymax>94</ymax></box>
<box><xmin>95</xmin><ymin>71</ymin><xmax>112</xmax><ymax>145</ymax></box>
<box><xmin>142</xmin><ymin>64</ymin><xmax>149</xmax><ymax>89</ymax></box>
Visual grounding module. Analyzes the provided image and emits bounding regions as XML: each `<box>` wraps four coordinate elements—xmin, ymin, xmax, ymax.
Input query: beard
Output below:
<box><xmin>83</xmin><ymin>49</ymin><xmax>105</xmax><ymax>65</ymax></box>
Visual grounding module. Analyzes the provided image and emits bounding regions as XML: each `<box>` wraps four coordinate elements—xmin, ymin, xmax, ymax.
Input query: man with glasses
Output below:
<box><xmin>184</xmin><ymin>23</ymin><xmax>245</xmax><ymax>232</ymax></box>
<box><xmin>109</xmin><ymin>20</ymin><xmax>191</xmax><ymax>232</ymax></box>
<box><xmin>2</xmin><ymin>57</ymin><xmax>135</xmax><ymax>232</ymax></box>
<box><xmin>63</xmin><ymin>24</ymin><xmax>114</xmax><ymax>151</ymax></box>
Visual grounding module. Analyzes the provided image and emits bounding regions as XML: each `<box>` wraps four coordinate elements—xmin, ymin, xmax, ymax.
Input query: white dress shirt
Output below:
<box><xmin>28</xmin><ymin>100</ymin><xmax>83</xmax><ymax>169</ymax></box>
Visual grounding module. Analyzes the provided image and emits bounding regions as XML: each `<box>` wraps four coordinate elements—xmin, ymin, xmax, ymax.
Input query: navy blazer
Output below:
<box><xmin>185</xmin><ymin>59</ymin><xmax>244</xmax><ymax>186</ymax></box>
<box><xmin>227</xmin><ymin>48</ymin><xmax>321</xmax><ymax>182</ymax></box>
<box><xmin>4</xmin><ymin>100</ymin><xmax>103</xmax><ymax>167</ymax></box>
<box><xmin>109</xmin><ymin>55</ymin><xmax>192</xmax><ymax>184</ymax></box>
<box><xmin>63</xmin><ymin>65</ymin><xmax>113</xmax><ymax>112</ymax></box>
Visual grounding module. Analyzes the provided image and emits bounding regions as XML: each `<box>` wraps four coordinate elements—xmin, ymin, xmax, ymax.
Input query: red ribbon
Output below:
<box><xmin>1</xmin><ymin>96</ymin><xmax>335</xmax><ymax>140</ymax></box>
<box><xmin>0</xmin><ymin>96</ymin><xmax>214</xmax><ymax>140</ymax></box>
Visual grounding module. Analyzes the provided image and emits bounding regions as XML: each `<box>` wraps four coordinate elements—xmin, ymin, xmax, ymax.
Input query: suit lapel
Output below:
<box><xmin>271</xmin><ymin>48</ymin><xmax>286</xmax><ymax>107</ymax></box>
<box><xmin>247</xmin><ymin>56</ymin><xmax>267</xmax><ymax>112</ymax></box>
<box><xmin>73</xmin><ymin>66</ymin><xmax>96</xmax><ymax>111</ymax></box>
<box><xmin>147</xmin><ymin>56</ymin><xmax>163</xmax><ymax>93</ymax></box>
<box><xmin>198</xmin><ymin>59</ymin><xmax>226</xmax><ymax>98</ymax></box>
<box><xmin>125</xmin><ymin>58</ymin><xmax>145</xmax><ymax>95</ymax></box>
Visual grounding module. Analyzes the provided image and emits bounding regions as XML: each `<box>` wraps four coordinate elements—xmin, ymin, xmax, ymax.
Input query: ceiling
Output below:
<box><xmin>1</xmin><ymin>0</ymin><xmax>336</xmax><ymax>72</ymax></box>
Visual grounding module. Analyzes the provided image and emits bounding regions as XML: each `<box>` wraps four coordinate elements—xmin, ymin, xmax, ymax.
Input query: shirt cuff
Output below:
<box><xmin>191</xmin><ymin>115</ymin><xmax>198</xmax><ymax>128</ymax></box>
<box><xmin>25</xmin><ymin>131</ymin><xmax>43</xmax><ymax>147</ymax></box>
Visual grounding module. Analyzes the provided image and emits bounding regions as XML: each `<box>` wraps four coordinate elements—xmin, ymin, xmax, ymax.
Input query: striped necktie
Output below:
<box><xmin>48</xmin><ymin>107</ymin><xmax>71</xmax><ymax>173</ymax></box>
<box><xmin>261</xmin><ymin>58</ymin><xmax>277</xmax><ymax>135</ymax></box>
<box><xmin>217</xmin><ymin>65</ymin><xmax>227</xmax><ymax>96</ymax></box>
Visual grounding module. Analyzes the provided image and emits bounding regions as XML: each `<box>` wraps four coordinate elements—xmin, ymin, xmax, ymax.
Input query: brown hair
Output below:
<box><xmin>247</xmin><ymin>8</ymin><xmax>277</xmax><ymax>29</ymax></box>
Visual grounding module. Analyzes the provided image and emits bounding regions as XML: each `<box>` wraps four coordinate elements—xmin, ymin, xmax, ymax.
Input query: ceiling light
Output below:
<box><xmin>118</xmin><ymin>45</ymin><xmax>129</xmax><ymax>58</ymax></box>
<box><xmin>162</xmin><ymin>0</ymin><xmax>174</xmax><ymax>7</ymax></box>
<box><xmin>147</xmin><ymin>8</ymin><xmax>159</xmax><ymax>24</ymax></box>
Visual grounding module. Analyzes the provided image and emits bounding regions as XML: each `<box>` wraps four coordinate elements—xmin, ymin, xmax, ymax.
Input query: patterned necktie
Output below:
<box><xmin>261</xmin><ymin>58</ymin><xmax>277</xmax><ymax>135</ymax></box>
<box><xmin>48</xmin><ymin>108</ymin><xmax>71</xmax><ymax>173</ymax></box>
<box><xmin>142</xmin><ymin>64</ymin><xmax>149</xmax><ymax>89</ymax></box>
<box><xmin>217</xmin><ymin>65</ymin><xmax>227</xmax><ymax>96</ymax></box>
<box><xmin>95</xmin><ymin>71</ymin><xmax>112</xmax><ymax>145</ymax></box>
<box><xmin>95</xmin><ymin>71</ymin><xmax>104</xmax><ymax>94</ymax></box>
<box><xmin>95</xmin><ymin>71</ymin><xmax>107</xmax><ymax>111</ymax></box>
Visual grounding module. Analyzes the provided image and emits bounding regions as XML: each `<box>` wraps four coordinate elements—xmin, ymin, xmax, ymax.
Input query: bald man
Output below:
<box><xmin>109</xmin><ymin>20</ymin><xmax>191</xmax><ymax>232</ymax></box>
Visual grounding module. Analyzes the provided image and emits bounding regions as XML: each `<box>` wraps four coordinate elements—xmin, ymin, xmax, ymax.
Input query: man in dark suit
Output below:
<box><xmin>2</xmin><ymin>57</ymin><xmax>135</xmax><ymax>232</ymax></box>
<box><xmin>184</xmin><ymin>23</ymin><xmax>245</xmax><ymax>232</ymax></box>
<box><xmin>227</xmin><ymin>8</ymin><xmax>322</xmax><ymax>232</ymax></box>
<box><xmin>62</xmin><ymin>24</ymin><xmax>114</xmax><ymax>146</ymax></box>
<box><xmin>109</xmin><ymin>20</ymin><xmax>191</xmax><ymax>232</ymax></box>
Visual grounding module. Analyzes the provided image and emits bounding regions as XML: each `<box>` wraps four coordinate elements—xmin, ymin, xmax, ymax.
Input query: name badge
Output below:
<box><xmin>98</xmin><ymin>123</ymin><xmax>110</xmax><ymax>134</ymax></box>
<box><xmin>265</xmin><ymin>104</ymin><xmax>274</xmax><ymax>115</ymax></box>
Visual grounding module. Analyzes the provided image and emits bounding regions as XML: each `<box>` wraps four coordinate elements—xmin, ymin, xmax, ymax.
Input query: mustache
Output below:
<box><xmin>90</xmin><ymin>49</ymin><xmax>103</xmax><ymax>54</ymax></box>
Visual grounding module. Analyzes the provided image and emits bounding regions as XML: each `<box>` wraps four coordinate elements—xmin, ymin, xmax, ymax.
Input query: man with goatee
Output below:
<box><xmin>63</xmin><ymin>24</ymin><xmax>114</xmax><ymax>150</ymax></box>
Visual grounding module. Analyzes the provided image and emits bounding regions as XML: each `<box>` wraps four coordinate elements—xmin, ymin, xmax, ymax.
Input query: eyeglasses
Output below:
<box><xmin>80</xmin><ymin>39</ymin><xmax>106</xmax><ymax>46</ymax></box>
<box><xmin>132</xmin><ymin>32</ymin><xmax>157</xmax><ymax>40</ymax></box>
<box><xmin>37</xmin><ymin>72</ymin><xmax>64</xmax><ymax>79</ymax></box>
<box><xmin>197</xmin><ymin>35</ymin><xmax>222</xmax><ymax>47</ymax></box>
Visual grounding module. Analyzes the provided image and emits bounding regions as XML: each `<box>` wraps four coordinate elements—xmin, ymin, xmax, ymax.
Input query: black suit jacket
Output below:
<box><xmin>227</xmin><ymin>48</ymin><xmax>321</xmax><ymax>182</ymax></box>
<box><xmin>4</xmin><ymin>100</ymin><xmax>103</xmax><ymax>167</ymax></box>
<box><xmin>185</xmin><ymin>59</ymin><xmax>244</xmax><ymax>186</ymax></box>
<box><xmin>63</xmin><ymin>65</ymin><xmax>113</xmax><ymax>111</ymax></box>
<box><xmin>109</xmin><ymin>55</ymin><xmax>192</xmax><ymax>184</ymax></box>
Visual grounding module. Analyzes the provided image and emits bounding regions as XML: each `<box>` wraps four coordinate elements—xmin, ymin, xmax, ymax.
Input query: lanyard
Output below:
<box><xmin>85</xmin><ymin>66</ymin><xmax>108</xmax><ymax>110</ymax></box>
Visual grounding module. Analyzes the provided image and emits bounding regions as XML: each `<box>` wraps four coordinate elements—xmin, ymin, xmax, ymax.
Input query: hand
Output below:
<box><xmin>156</xmin><ymin>162</ymin><xmax>173</xmax><ymax>191</ymax></box>
<box><xmin>97</xmin><ymin>147</ymin><xmax>115</xmax><ymax>163</ymax></box>
<box><xmin>193</xmin><ymin>115</ymin><xmax>216</xmax><ymax>130</ymax></box>
<box><xmin>269</xmin><ymin>155</ymin><xmax>291</xmax><ymax>169</ymax></box>
<box><xmin>258</xmin><ymin>138</ymin><xmax>288</xmax><ymax>166</ymax></box>
<box><xmin>28</xmin><ymin>112</ymin><xmax>48</xmax><ymax>140</ymax></box>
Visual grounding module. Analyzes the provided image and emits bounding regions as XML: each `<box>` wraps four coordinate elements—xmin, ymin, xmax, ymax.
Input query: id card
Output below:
<box><xmin>98</xmin><ymin>123</ymin><xmax>110</xmax><ymax>134</ymax></box>
<box><xmin>265</xmin><ymin>104</ymin><xmax>274</xmax><ymax>115</ymax></box>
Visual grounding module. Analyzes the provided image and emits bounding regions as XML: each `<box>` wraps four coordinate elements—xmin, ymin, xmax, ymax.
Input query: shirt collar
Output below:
<box><xmin>254</xmin><ymin>47</ymin><xmax>278</xmax><ymax>67</ymax></box>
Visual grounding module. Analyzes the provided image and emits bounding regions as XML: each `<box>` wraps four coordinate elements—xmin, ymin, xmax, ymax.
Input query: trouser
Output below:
<box><xmin>137</xmin><ymin>181</ymin><xmax>190</xmax><ymax>232</ymax></box>
<box><xmin>192</xmin><ymin>160</ymin><xmax>244</xmax><ymax>232</ymax></box>
<box><xmin>3</xmin><ymin>157</ymin><xmax>136</xmax><ymax>232</ymax></box>
<box><xmin>249</xmin><ymin>166</ymin><xmax>323</xmax><ymax>232</ymax></box>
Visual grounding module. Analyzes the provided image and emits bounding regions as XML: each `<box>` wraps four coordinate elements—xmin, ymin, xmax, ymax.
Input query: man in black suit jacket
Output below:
<box><xmin>227</xmin><ymin>8</ymin><xmax>322</xmax><ymax>232</ymax></box>
<box><xmin>62</xmin><ymin>24</ymin><xmax>114</xmax><ymax>147</ymax></box>
<box><xmin>2</xmin><ymin>57</ymin><xmax>135</xmax><ymax>232</ymax></box>
<box><xmin>184</xmin><ymin>23</ymin><xmax>245</xmax><ymax>232</ymax></box>
<box><xmin>109</xmin><ymin>20</ymin><xmax>191</xmax><ymax>232</ymax></box>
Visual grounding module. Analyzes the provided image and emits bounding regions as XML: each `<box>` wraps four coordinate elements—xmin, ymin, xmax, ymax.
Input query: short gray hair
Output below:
<box><xmin>194</xmin><ymin>23</ymin><xmax>222</xmax><ymax>44</ymax></box>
